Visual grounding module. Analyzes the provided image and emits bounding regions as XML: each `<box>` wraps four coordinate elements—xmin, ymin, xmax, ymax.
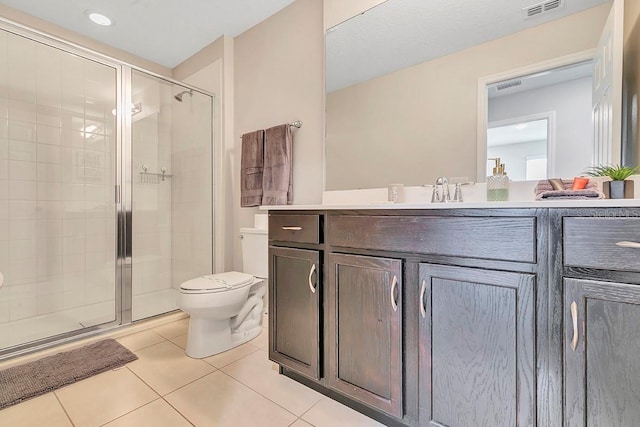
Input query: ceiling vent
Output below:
<box><xmin>524</xmin><ymin>0</ymin><xmax>563</xmax><ymax>19</ymax></box>
<box><xmin>496</xmin><ymin>80</ymin><xmax>522</xmax><ymax>91</ymax></box>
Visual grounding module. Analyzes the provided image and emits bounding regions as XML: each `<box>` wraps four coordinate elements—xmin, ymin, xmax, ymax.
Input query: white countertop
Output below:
<box><xmin>260</xmin><ymin>180</ymin><xmax>640</xmax><ymax>211</ymax></box>
<box><xmin>261</xmin><ymin>181</ymin><xmax>640</xmax><ymax>211</ymax></box>
<box><xmin>262</xmin><ymin>199</ymin><xmax>640</xmax><ymax>210</ymax></box>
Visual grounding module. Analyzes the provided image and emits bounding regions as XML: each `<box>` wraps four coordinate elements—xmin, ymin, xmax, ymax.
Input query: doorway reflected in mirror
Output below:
<box><xmin>487</xmin><ymin>60</ymin><xmax>593</xmax><ymax>180</ymax></box>
<box><xmin>487</xmin><ymin>118</ymin><xmax>550</xmax><ymax>181</ymax></box>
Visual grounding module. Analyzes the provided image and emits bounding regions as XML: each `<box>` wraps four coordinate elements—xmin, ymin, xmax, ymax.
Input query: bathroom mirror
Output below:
<box><xmin>324</xmin><ymin>0</ymin><xmax>639</xmax><ymax>190</ymax></box>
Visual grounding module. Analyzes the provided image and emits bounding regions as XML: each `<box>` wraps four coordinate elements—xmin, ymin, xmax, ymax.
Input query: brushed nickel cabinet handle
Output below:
<box><xmin>419</xmin><ymin>279</ymin><xmax>427</xmax><ymax>319</ymax></box>
<box><xmin>308</xmin><ymin>263</ymin><xmax>316</xmax><ymax>294</ymax></box>
<box><xmin>615</xmin><ymin>241</ymin><xmax>640</xmax><ymax>248</ymax></box>
<box><xmin>282</xmin><ymin>226</ymin><xmax>302</xmax><ymax>231</ymax></box>
<box><xmin>570</xmin><ymin>301</ymin><xmax>578</xmax><ymax>351</ymax></box>
<box><xmin>391</xmin><ymin>275</ymin><xmax>398</xmax><ymax>312</ymax></box>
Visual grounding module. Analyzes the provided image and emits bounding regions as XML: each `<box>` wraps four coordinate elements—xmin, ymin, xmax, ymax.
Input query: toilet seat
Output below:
<box><xmin>180</xmin><ymin>271</ymin><xmax>256</xmax><ymax>294</ymax></box>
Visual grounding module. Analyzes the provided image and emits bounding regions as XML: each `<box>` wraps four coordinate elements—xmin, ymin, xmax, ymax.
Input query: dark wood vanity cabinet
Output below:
<box><xmin>418</xmin><ymin>264</ymin><xmax>536</xmax><ymax>427</ymax></box>
<box><xmin>268</xmin><ymin>213</ymin><xmax>323</xmax><ymax>381</ymax></box>
<box><xmin>269</xmin><ymin>246</ymin><xmax>321</xmax><ymax>380</ymax></box>
<box><xmin>327</xmin><ymin>253</ymin><xmax>403</xmax><ymax>418</ymax></box>
<box><xmin>555</xmin><ymin>210</ymin><xmax>640</xmax><ymax>427</ymax></box>
<box><xmin>268</xmin><ymin>207</ymin><xmax>640</xmax><ymax>427</ymax></box>
<box><xmin>563</xmin><ymin>279</ymin><xmax>640</xmax><ymax>426</ymax></box>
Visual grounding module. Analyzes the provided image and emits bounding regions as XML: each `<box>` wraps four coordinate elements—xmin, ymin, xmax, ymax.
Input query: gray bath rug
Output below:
<box><xmin>0</xmin><ymin>339</ymin><xmax>138</xmax><ymax>410</ymax></box>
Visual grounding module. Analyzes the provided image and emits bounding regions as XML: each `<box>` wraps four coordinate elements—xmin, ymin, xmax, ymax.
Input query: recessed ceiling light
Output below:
<box><xmin>85</xmin><ymin>10</ymin><xmax>113</xmax><ymax>26</ymax></box>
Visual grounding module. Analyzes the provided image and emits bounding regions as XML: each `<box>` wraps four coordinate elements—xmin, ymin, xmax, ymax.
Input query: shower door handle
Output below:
<box><xmin>308</xmin><ymin>264</ymin><xmax>317</xmax><ymax>293</ymax></box>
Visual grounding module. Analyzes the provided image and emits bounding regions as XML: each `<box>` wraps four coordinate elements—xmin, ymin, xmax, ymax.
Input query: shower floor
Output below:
<box><xmin>0</xmin><ymin>289</ymin><xmax>180</xmax><ymax>352</ymax></box>
<box><xmin>132</xmin><ymin>288</ymin><xmax>179</xmax><ymax>321</ymax></box>
<box><xmin>0</xmin><ymin>301</ymin><xmax>116</xmax><ymax>351</ymax></box>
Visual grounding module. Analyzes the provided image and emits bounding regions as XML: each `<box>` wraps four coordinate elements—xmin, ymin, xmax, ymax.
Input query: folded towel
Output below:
<box><xmin>534</xmin><ymin>179</ymin><xmax>604</xmax><ymax>200</ymax></box>
<box><xmin>262</xmin><ymin>124</ymin><xmax>292</xmax><ymax>205</ymax></box>
<box><xmin>240</xmin><ymin>130</ymin><xmax>265</xmax><ymax>207</ymax></box>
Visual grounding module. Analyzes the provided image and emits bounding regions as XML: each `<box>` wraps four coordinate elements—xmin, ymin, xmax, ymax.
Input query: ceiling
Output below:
<box><xmin>0</xmin><ymin>0</ymin><xmax>296</xmax><ymax>68</ymax></box>
<box><xmin>326</xmin><ymin>0</ymin><xmax>611</xmax><ymax>92</ymax></box>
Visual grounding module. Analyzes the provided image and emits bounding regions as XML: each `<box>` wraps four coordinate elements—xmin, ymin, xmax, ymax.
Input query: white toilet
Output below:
<box><xmin>177</xmin><ymin>227</ymin><xmax>268</xmax><ymax>358</ymax></box>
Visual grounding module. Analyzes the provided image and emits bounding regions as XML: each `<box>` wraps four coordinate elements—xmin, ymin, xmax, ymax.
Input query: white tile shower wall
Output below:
<box><xmin>0</xmin><ymin>30</ymin><xmax>117</xmax><ymax>328</ymax></box>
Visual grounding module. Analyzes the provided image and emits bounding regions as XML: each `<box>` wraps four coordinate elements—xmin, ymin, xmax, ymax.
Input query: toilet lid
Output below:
<box><xmin>180</xmin><ymin>271</ymin><xmax>255</xmax><ymax>292</ymax></box>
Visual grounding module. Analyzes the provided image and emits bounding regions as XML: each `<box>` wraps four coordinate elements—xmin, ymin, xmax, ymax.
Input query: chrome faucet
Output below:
<box><xmin>431</xmin><ymin>177</ymin><xmax>451</xmax><ymax>203</ymax></box>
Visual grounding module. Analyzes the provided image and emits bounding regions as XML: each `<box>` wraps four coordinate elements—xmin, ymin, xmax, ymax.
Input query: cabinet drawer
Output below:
<box><xmin>328</xmin><ymin>215</ymin><xmax>536</xmax><ymax>263</ymax></box>
<box><xmin>564</xmin><ymin>217</ymin><xmax>640</xmax><ymax>272</ymax></box>
<box><xmin>269</xmin><ymin>214</ymin><xmax>320</xmax><ymax>244</ymax></box>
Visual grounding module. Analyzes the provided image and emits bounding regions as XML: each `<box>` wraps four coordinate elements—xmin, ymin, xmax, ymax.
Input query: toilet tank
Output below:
<box><xmin>240</xmin><ymin>227</ymin><xmax>268</xmax><ymax>278</ymax></box>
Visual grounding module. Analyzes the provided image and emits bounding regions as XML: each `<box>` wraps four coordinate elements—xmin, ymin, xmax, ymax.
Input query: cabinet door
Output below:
<box><xmin>418</xmin><ymin>264</ymin><xmax>536</xmax><ymax>427</ymax></box>
<box><xmin>269</xmin><ymin>246</ymin><xmax>321</xmax><ymax>380</ymax></box>
<box><xmin>564</xmin><ymin>278</ymin><xmax>640</xmax><ymax>427</ymax></box>
<box><xmin>328</xmin><ymin>253</ymin><xmax>403</xmax><ymax>418</ymax></box>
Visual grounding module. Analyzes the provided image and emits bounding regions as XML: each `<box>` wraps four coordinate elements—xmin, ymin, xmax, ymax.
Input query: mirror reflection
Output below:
<box><xmin>325</xmin><ymin>0</ymin><xmax>627</xmax><ymax>190</ymax></box>
<box><xmin>486</xmin><ymin>61</ymin><xmax>593</xmax><ymax>180</ymax></box>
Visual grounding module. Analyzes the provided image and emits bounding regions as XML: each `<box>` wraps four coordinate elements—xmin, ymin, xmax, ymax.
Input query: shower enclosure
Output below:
<box><xmin>0</xmin><ymin>21</ymin><xmax>213</xmax><ymax>357</ymax></box>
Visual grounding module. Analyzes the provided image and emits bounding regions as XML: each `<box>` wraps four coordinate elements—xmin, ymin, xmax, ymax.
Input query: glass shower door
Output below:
<box><xmin>0</xmin><ymin>30</ymin><xmax>119</xmax><ymax>351</ymax></box>
<box><xmin>130</xmin><ymin>70</ymin><xmax>213</xmax><ymax>321</ymax></box>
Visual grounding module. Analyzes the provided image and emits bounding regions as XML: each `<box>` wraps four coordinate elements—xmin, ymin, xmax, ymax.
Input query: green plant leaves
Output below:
<box><xmin>585</xmin><ymin>164</ymin><xmax>640</xmax><ymax>181</ymax></box>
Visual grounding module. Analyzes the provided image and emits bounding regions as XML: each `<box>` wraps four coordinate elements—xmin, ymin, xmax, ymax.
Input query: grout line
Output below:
<box><xmin>125</xmin><ymin>359</ymin><xmax>218</xmax><ymax>399</ymax></box>
<box><xmin>53</xmin><ymin>391</ymin><xmax>76</xmax><ymax>427</ymax></box>
<box><xmin>200</xmin><ymin>345</ymin><xmax>261</xmax><ymax>370</ymax></box>
<box><xmin>298</xmin><ymin>397</ymin><xmax>325</xmax><ymax>421</ymax></box>
<box><xmin>161</xmin><ymin>395</ymin><xmax>196</xmax><ymax>427</ymax></box>
<box><xmin>116</xmin><ymin>329</ymin><xmax>167</xmax><ymax>352</ymax></box>
<box><xmin>96</xmin><ymin>397</ymin><xmax>163</xmax><ymax>427</ymax></box>
<box><xmin>218</xmin><ymin>368</ymin><xmax>303</xmax><ymax>420</ymax></box>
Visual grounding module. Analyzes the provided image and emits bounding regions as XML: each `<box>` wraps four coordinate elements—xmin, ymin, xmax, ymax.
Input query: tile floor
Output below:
<box><xmin>0</xmin><ymin>314</ymin><xmax>386</xmax><ymax>427</ymax></box>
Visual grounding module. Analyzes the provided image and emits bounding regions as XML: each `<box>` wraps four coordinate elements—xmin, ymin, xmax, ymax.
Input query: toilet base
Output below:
<box><xmin>181</xmin><ymin>278</ymin><xmax>266</xmax><ymax>359</ymax></box>
<box><xmin>185</xmin><ymin>317</ymin><xmax>262</xmax><ymax>358</ymax></box>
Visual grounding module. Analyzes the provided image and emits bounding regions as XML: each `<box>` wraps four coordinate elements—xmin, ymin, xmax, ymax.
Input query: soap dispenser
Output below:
<box><xmin>487</xmin><ymin>157</ymin><xmax>509</xmax><ymax>201</ymax></box>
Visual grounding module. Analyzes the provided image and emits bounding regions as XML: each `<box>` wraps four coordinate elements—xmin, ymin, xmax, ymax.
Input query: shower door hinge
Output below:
<box><xmin>115</xmin><ymin>185</ymin><xmax>121</xmax><ymax>204</ymax></box>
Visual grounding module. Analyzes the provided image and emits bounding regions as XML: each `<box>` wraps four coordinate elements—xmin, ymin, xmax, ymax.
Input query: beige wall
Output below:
<box><xmin>233</xmin><ymin>0</ymin><xmax>324</xmax><ymax>270</ymax></box>
<box><xmin>0</xmin><ymin>4</ymin><xmax>170</xmax><ymax>76</ymax></box>
<box><xmin>624</xmin><ymin>0</ymin><xmax>640</xmax><ymax>42</ymax></box>
<box><xmin>326</xmin><ymin>4</ymin><xmax>611</xmax><ymax>190</ymax></box>
<box><xmin>323</xmin><ymin>0</ymin><xmax>387</xmax><ymax>30</ymax></box>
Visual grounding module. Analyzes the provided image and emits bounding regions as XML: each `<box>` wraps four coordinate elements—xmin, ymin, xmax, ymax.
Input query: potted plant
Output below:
<box><xmin>586</xmin><ymin>164</ymin><xmax>640</xmax><ymax>199</ymax></box>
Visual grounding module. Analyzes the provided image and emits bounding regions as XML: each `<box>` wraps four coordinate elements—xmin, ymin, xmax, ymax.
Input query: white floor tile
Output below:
<box><xmin>103</xmin><ymin>398</ymin><xmax>192</xmax><ymax>427</ymax></box>
<box><xmin>169</xmin><ymin>333</ymin><xmax>188</xmax><ymax>349</ymax></box>
<box><xmin>151</xmin><ymin>318</ymin><xmax>189</xmax><ymax>340</ymax></box>
<box><xmin>250</xmin><ymin>327</ymin><xmax>269</xmax><ymax>349</ymax></box>
<box><xmin>55</xmin><ymin>368</ymin><xmax>159</xmax><ymax>427</ymax></box>
<box><xmin>223</xmin><ymin>350</ymin><xmax>322</xmax><ymax>416</ymax></box>
<box><xmin>203</xmin><ymin>341</ymin><xmax>259</xmax><ymax>369</ymax></box>
<box><xmin>126</xmin><ymin>340</ymin><xmax>215</xmax><ymax>395</ymax></box>
<box><xmin>0</xmin><ymin>393</ymin><xmax>72</xmax><ymax>427</ymax></box>
<box><xmin>165</xmin><ymin>371</ymin><xmax>296</xmax><ymax>427</ymax></box>
<box><xmin>116</xmin><ymin>330</ymin><xmax>165</xmax><ymax>352</ymax></box>
<box><xmin>302</xmin><ymin>398</ymin><xmax>386</xmax><ymax>427</ymax></box>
